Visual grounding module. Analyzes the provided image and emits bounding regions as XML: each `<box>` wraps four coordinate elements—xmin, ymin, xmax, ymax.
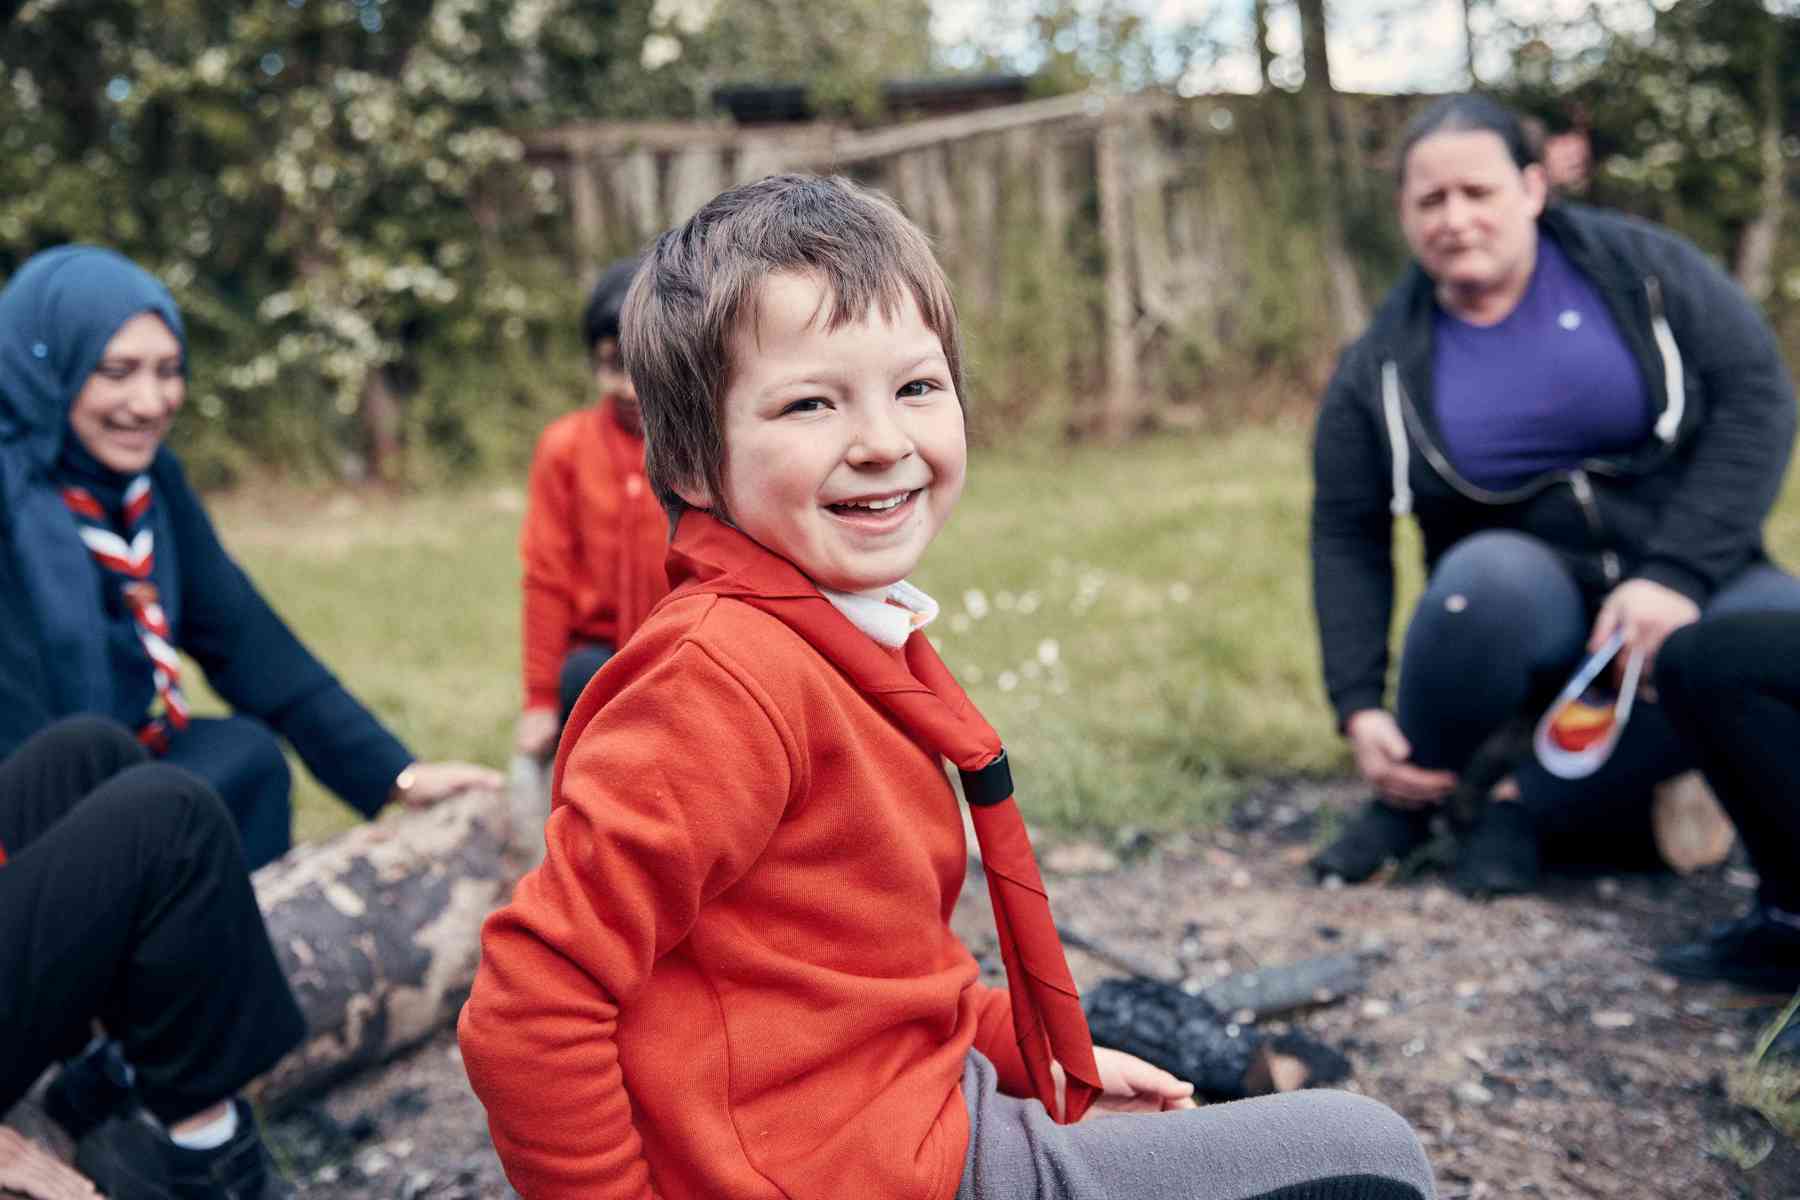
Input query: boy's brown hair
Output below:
<box><xmin>620</xmin><ymin>173</ymin><xmax>964</xmax><ymax>523</ymax></box>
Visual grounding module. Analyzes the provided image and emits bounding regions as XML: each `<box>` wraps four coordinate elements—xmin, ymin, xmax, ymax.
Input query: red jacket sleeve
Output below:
<box><xmin>519</xmin><ymin>421</ymin><xmax>582</xmax><ymax>711</ymax></box>
<box><xmin>458</xmin><ymin>641</ymin><xmax>799</xmax><ymax>1199</ymax></box>
<box><xmin>968</xmin><ymin>981</ymin><xmax>1033</xmax><ymax>1097</ymax></box>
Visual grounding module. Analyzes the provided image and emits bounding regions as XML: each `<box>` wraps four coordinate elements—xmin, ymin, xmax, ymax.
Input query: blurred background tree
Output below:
<box><xmin>4</xmin><ymin>0</ymin><xmax>1799</xmax><ymax>483</ymax></box>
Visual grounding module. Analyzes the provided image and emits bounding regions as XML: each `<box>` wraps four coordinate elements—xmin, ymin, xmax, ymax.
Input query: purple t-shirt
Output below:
<box><xmin>1433</xmin><ymin>237</ymin><xmax>1651</xmax><ymax>492</ymax></box>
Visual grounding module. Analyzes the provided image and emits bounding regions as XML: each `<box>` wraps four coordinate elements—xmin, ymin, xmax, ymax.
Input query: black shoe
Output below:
<box><xmin>76</xmin><ymin>1099</ymin><xmax>288</xmax><ymax>1200</ymax></box>
<box><xmin>1453</xmin><ymin>801</ymin><xmax>1540</xmax><ymax>897</ymax></box>
<box><xmin>44</xmin><ymin>1039</ymin><xmax>136</xmax><ymax>1140</ymax></box>
<box><xmin>1654</xmin><ymin>905</ymin><xmax>1800</xmax><ymax>992</ymax></box>
<box><xmin>1310</xmin><ymin>800</ymin><xmax>1432</xmax><ymax>884</ymax></box>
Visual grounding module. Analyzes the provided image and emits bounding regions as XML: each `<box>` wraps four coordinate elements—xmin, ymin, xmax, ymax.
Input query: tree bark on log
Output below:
<box><xmin>247</xmin><ymin>787</ymin><xmax>513</xmax><ymax>1113</ymax></box>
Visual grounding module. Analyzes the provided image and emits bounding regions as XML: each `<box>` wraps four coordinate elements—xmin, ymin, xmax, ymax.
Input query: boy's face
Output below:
<box><xmin>688</xmin><ymin>271</ymin><xmax>965</xmax><ymax>593</ymax></box>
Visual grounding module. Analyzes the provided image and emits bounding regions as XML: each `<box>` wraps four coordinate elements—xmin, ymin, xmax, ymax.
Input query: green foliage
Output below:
<box><xmin>1499</xmin><ymin>0</ymin><xmax>1797</xmax><ymax>258</ymax></box>
<box><xmin>0</xmin><ymin>0</ymin><xmax>933</xmax><ymax>483</ymax></box>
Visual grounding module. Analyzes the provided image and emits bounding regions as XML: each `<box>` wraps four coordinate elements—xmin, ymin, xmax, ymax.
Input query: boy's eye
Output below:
<box><xmin>780</xmin><ymin>397</ymin><xmax>828</xmax><ymax>415</ymax></box>
<box><xmin>897</xmin><ymin>379</ymin><xmax>937</xmax><ymax>399</ymax></box>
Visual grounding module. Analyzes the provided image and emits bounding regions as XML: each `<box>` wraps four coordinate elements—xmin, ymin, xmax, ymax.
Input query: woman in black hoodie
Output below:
<box><xmin>1309</xmin><ymin>95</ymin><xmax>1800</xmax><ymax>895</ymax></box>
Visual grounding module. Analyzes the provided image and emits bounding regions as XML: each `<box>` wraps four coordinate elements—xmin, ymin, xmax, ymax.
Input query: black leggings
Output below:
<box><xmin>1659</xmin><ymin>613</ymin><xmax>1800</xmax><ymax>911</ymax></box>
<box><xmin>0</xmin><ymin>717</ymin><xmax>306</xmax><ymax>1123</ymax></box>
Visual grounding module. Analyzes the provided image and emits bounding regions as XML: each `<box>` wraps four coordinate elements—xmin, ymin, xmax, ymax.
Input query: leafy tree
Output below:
<box><xmin>0</xmin><ymin>0</ymin><xmax>931</xmax><ymax>482</ymax></box>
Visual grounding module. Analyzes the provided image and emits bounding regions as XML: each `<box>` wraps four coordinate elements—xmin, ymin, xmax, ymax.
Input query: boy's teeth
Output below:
<box><xmin>841</xmin><ymin>493</ymin><xmax>907</xmax><ymax>511</ymax></box>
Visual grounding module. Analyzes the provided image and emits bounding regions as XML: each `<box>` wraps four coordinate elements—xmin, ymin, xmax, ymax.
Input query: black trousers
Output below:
<box><xmin>1659</xmin><ymin>612</ymin><xmax>1800</xmax><ymax>912</ymax></box>
<box><xmin>0</xmin><ymin>717</ymin><xmax>306</xmax><ymax>1124</ymax></box>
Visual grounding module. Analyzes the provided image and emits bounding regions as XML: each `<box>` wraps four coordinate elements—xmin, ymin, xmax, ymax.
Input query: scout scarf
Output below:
<box><xmin>60</xmin><ymin>474</ymin><xmax>189</xmax><ymax>750</ymax></box>
<box><xmin>662</xmin><ymin>511</ymin><xmax>1103</xmax><ymax>1123</ymax></box>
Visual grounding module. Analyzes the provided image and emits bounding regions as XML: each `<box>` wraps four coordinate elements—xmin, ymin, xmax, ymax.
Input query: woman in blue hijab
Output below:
<box><xmin>0</xmin><ymin>245</ymin><xmax>499</xmax><ymax>869</ymax></box>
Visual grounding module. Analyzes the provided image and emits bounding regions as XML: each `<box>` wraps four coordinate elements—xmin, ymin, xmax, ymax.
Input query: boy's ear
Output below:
<box><xmin>672</xmin><ymin>475</ymin><xmax>712</xmax><ymax>509</ymax></box>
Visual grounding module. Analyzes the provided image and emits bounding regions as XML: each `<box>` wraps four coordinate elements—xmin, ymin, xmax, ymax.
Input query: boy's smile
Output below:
<box><xmin>688</xmin><ymin>271</ymin><xmax>966</xmax><ymax>593</ymax></box>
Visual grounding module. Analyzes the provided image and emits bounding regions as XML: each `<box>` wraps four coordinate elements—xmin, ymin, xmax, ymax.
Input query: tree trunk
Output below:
<box><xmin>1462</xmin><ymin>0</ymin><xmax>1482</xmax><ymax>86</ymax></box>
<box><xmin>360</xmin><ymin>366</ymin><xmax>403</xmax><ymax>485</ymax></box>
<box><xmin>1734</xmin><ymin>21</ymin><xmax>1784</xmax><ymax>302</ymax></box>
<box><xmin>1294</xmin><ymin>0</ymin><xmax>1367</xmax><ymax>341</ymax></box>
<box><xmin>1253</xmin><ymin>0</ymin><xmax>1276</xmax><ymax>90</ymax></box>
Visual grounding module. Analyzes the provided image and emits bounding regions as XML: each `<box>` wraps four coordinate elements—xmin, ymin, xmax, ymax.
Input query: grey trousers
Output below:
<box><xmin>956</xmin><ymin>1052</ymin><xmax>1435</xmax><ymax>1200</ymax></box>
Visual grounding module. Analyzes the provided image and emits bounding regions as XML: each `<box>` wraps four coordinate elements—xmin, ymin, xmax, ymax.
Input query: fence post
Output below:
<box><xmin>1096</xmin><ymin>113</ymin><xmax>1138</xmax><ymax>441</ymax></box>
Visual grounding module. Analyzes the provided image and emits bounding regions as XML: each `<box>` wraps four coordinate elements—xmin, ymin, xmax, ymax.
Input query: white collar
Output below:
<box><xmin>819</xmin><ymin>581</ymin><xmax>939</xmax><ymax>648</ymax></box>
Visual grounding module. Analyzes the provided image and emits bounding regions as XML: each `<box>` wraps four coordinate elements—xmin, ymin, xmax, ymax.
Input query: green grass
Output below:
<box><xmin>196</xmin><ymin>422</ymin><xmax>1800</xmax><ymax>843</ymax></box>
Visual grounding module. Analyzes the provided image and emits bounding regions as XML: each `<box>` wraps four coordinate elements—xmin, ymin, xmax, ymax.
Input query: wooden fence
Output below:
<box><xmin>523</xmin><ymin>91</ymin><xmax>1423</xmax><ymax>437</ymax></box>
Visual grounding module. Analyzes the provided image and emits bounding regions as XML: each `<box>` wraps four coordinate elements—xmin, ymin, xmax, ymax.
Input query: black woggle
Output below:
<box><xmin>958</xmin><ymin>750</ymin><xmax>1013</xmax><ymax>807</ymax></box>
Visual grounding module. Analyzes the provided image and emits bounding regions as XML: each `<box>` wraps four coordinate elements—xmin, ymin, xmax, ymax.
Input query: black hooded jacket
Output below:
<box><xmin>1310</xmin><ymin>203</ymin><xmax>1797</xmax><ymax>727</ymax></box>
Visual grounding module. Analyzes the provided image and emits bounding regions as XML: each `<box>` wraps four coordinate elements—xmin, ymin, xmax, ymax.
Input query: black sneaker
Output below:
<box><xmin>1310</xmin><ymin>799</ymin><xmax>1433</xmax><ymax>884</ymax></box>
<box><xmin>1453</xmin><ymin>801</ymin><xmax>1540</xmax><ymax>897</ymax></box>
<box><xmin>76</xmin><ymin>1098</ymin><xmax>289</xmax><ymax>1200</ymax></box>
<box><xmin>1654</xmin><ymin>906</ymin><xmax>1800</xmax><ymax>992</ymax></box>
<box><xmin>45</xmin><ymin>1039</ymin><xmax>137</xmax><ymax>1140</ymax></box>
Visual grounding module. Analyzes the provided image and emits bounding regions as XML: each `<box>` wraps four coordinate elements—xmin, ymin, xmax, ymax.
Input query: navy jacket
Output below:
<box><xmin>1311</xmin><ymin>204</ymin><xmax>1798</xmax><ymax>726</ymax></box>
<box><xmin>0</xmin><ymin>246</ymin><xmax>410</xmax><ymax>814</ymax></box>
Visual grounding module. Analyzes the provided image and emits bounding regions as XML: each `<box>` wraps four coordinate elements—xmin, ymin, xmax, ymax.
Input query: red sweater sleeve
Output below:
<box><xmin>458</xmin><ymin>641</ymin><xmax>798</xmax><ymax>1199</ymax></box>
<box><xmin>969</xmin><ymin>981</ymin><xmax>1033</xmax><ymax>1097</ymax></box>
<box><xmin>519</xmin><ymin>421</ymin><xmax>582</xmax><ymax>710</ymax></box>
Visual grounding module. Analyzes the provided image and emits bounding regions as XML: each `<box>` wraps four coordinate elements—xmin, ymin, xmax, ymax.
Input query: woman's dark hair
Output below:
<box><xmin>1397</xmin><ymin>94</ymin><xmax>1537</xmax><ymax>183</ymax></box>
<box><xmin>581</xmin><ymin>255</ymin><xmax>644</xmax><ymax>353</ymax></box>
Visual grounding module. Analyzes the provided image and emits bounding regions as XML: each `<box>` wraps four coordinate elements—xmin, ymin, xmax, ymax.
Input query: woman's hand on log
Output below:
<box><xmin>1345</xmin><ymin>709</ymin><xmax>1455</xmax><ymax>809</ymax></box>
<box><xmin>1588</xmin><ymin>578</ymin><xmax>1699</xmax><ymax>674</ymax></box>
<box><xmin>391</xmin><ymin>761</ymin><xmax>504</xmax><ymax>810</ymax></box>
<box><xmin>0</xmin><ymin>1128</ymin><xmax>100</xmax><ymax>1200</ymax></box>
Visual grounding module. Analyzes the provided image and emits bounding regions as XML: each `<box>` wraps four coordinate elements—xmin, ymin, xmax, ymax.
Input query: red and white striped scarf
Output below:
<box><xmin>60</xmin><ymin>475</ymin><xmax>189</xmax><ymax>751</ymax></box>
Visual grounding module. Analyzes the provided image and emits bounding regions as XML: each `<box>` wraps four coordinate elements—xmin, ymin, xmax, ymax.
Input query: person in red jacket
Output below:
<box><xmin>513</xmin><ymin>257</ymin><xmax>672</xmax><ymax>761</ymax></box>
<box><xmin>458</xmin><ymin>175</ymin><xmax>1436</xmax><ymax>1200</ymax></box>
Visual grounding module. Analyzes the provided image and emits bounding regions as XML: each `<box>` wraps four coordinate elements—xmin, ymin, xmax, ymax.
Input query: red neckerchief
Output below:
<box><xmin>597</xmin><ymin>398</ymin><xmax>667</xmax><ymax>647</ymax></box>
<box><xmin>661</xmin><ymin>510</ymin><xmax>1102</xmax><ymax>1123</ymax></box>
<box><xmin>60</xmin><ymin>476</ymin><xmax>188</xmax><ymax>751</ymax></box>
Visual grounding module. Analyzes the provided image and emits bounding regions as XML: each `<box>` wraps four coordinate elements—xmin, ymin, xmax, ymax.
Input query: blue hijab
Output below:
<box><xmin>0</xmin><ymin>245</ymin><xmax>188</xmax><ymax>726</ymax></box>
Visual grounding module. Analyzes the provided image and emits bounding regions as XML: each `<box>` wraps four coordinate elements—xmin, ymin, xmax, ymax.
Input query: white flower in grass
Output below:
<box><xmin>1018</xmin><ymin>591</ymin><xmax>1041</xmax><ymax>614</ymax></box>
<box><xmin>1169</xmin><ymin>582</ymin><xmax>1193</xmax><ymax>605</ymax></box>
<box><xmin>949</xmin><ymin>613</ymin><xmax>972</xmax><ymax>634</ymax></box>
<box><xmin>963</xmin><ymin>589</ymin><xmax>989</xmax><ymax>619</ymax></box>
<box><xmin>997</xmin><ymin>671</ymin><xmax>1019</xmax><ymax>692</ymax></box>
<box><xmin>1036</xmin><ymin>638</ymin><xmax>1060</xmax><ymax>666</ymax></box>
<box><xmin>963</xmin><ymin>664</ymin><xmax>985</xmax><ymax>684</ymax></box>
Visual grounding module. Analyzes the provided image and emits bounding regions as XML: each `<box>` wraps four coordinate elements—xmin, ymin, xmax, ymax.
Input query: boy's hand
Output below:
<box><xmin>1086</xmin><ymin>1047</ymin><xmax>1198</xmax><ymax>1117</ymax></box>
<box><xmin>514</xmin><ymin>707</ymin><xmax>561</xmax><ymax>759</ymax></box>
<box><xmin>1052</xmin><ymin>1048</ymin><xmax>1198</xmax><ymax>1120</ymax></box>
<box><xmin>0</xmin><ymin>1128</ymin><xmax>101</xmax><ymax>1200</ymax></box>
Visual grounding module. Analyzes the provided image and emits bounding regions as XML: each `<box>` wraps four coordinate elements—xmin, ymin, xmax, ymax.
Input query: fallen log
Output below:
<box><xmin>1195</xmin><ymin>952</ymin><xmax>1365</xmax><ymax>1020</ymax></box>
<box><xmin>246</xmin><ymin>785</ymin><xmax>514</xmax><ymax>1112</ymax></box>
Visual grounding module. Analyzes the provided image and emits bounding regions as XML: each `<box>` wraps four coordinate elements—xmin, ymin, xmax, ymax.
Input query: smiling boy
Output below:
<box><xmin>458</xmin><ymin>175</ymin><xmax>1435</xmax><ymax>1200</ymax></box>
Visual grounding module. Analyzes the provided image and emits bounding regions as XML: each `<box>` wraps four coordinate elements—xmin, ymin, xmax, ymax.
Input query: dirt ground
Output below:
<box><xmin>267</xmin><ymin>778</ymin><xmax>1800</xmax><ymax>1199</ymax></box>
